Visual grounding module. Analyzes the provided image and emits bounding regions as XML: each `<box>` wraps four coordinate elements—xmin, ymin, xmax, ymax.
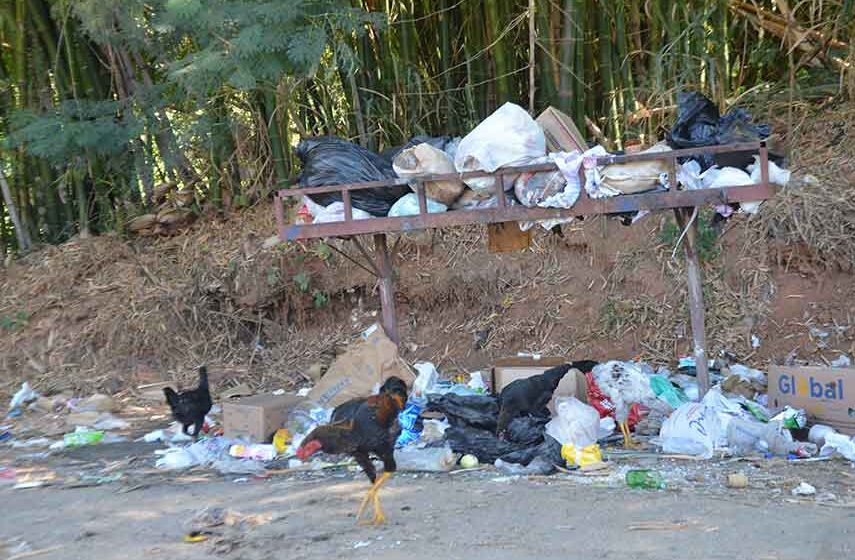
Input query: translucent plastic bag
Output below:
<box><xmin>544</xmin><ymin>397</ymin><xmax>600</xmax><ymax>447</ymax></box>
<box><xmin>658</xmin><ymin>402</ymin><xmax>722</xmax><ymax>459</ymax></box>
<box><xmin>455</xmin><ymin>102</ymin><xmax>546</xmax><ymax>195</ymax></box>
<box><xmin>387</xmin><ymin>193</ymin><xmax>447</xmax><ymax>217</ymax></box>
<box><xmin>394</xmin><ymin>445</ymin><xmax>457</xmax><ymax>472</ymax></box>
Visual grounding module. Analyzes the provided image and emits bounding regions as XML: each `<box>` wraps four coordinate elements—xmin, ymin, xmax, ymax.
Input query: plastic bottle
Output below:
<box><xmin>63</xmin><ymin>429</ymin><xmax>104</xmax><ymax>447</ymax></box>
<box><xmin>625</xmin><ymin>469</ymin><xmax>666</xmax><ymax>489</ymax></box>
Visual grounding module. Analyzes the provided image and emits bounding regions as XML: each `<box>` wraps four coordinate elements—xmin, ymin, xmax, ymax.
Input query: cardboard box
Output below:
<box><xmin>223</xmin><ymin>394</ymin><xmax>305</xmax><ymax>442</ymax></box>
<box><xmin>768</xmin><ymin>366</ymin><xmax>854</xmax><ymax>435</ymax></box>
<box><xmin>491</xmin><ymin>357</ymin><xmax>588</xmax><ymax>414</ymax></box>
<box><xmin>308</xmin><ymin>324</ymin><xmax>415</xmax><ymax>408</ymax></box>
<box><xmin>536</xmin><ymin>107</ymin><xmax>586</xmax><ymax>153</ymax></box>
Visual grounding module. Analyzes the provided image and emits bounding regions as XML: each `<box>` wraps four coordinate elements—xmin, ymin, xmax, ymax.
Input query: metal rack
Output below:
<box><xmin>274</xmin><ymin>142</ymin><xmax>775</xmax><ymax>396</ymax></box>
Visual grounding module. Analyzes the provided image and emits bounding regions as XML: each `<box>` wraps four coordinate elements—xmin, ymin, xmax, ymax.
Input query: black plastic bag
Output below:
<box><xmin>426</xmin><ymin>394</ymin><xmax>499</xmax><ymax>431</ymax></box>
<box><xmin>667</xmin><ymin>92</ymin><xmax>770</xmax><ymax>170</ymax></box>
<box><xmin>444</xmin><ymin>426</ymin><xmax>524</xmax><ymax>463</ymax></box>
<box><xmin>498</xmin><ymin>434</ymin><xmax>563</xmax><ymax>467</ymax></box>
<box><xmin>296</xmin><ymin>136</ymin><xmax>409</xmax><ymax>216</ymax></box>
<box><xmin>505</xmin><ymin>416</ymin><xmax>548</xmax><ymax>447</ymax></box>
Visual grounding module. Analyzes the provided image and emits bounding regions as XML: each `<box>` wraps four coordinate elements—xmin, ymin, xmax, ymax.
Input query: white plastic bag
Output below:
<box><xmin>742</xmin><ymin>157</ymin><xmax>791</xmax><ymax>214</ymax></box>
<box><xmin>312</xmin><ymin>201</ymin><xmax>372</xmax><ymax>224</ymax></box>
<box><xmin>820</xmin><ymin>432</ymin><xmax>855</xmax><ymax>462</ymax></box>
<box><xmin>454</xmin><ymin>102</ymin><xmax>546</xmax><ymax>195</ymax></box>
<box><xmin>728</xmin><ymin>364</ymin><xmax>767</xmax><ymax>386</ymax></box>
<box><xmin>394</xmin><ymin>445</ymin><xmax>457</xmax><ymax>472</ymax></box>
<box><xmin>658</xmin><ymin>402</ymin><xmax>722</xmax><ymax>459</ymax></box>
<box><xmin>387</xmin><ymin>193</ymin><xmax>447</xmax><ymax>217</ymax></box>
<box><xmin>9</xmin><ymin>382</ymin><xmax>39</xmax><ymax>410</ymax></box>
<box><xmin>545</xmin><ymin>397</ymin><xmax>600</xmax><ymax>447</ymax></box>
<box><xmin>412</xmin><ymin>362</ymin><xmax>439</xmax><ymax>397</ymax></box>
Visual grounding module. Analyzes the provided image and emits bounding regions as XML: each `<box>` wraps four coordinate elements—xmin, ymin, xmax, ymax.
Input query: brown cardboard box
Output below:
<box><xmin>491</xmin><ymin>357</ymin><xmax>588</xmax><ymax>414</ymax></box>
<box><xmin>223</xmin><ymin>394</ymin><xmax>306</xmax><ymax>442</ymax></box>
<box><xmin>536</xmin><ymin>107</ymin><xmax>586</xmax><ymax>153</ymax></box>
<box><xmin>308</xmin><ymin>324</ymin><xmax>415</xmax><ymax>408</ymax></box>
<box><xmin>768</xmin><ymin>366</ymin><xmax>854</xmax><ymax>435</ymax></box>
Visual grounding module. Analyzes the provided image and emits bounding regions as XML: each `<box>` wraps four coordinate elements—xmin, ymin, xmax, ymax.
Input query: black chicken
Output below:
<box><xmin>163</xmin><ymin>366</ymin><xmax>213</xmax><ymax>440</ymax></box>
<box><xmin>296</xmin><ymin>376</ymin><xmax>407</xmax><ymax>525</ymax></box>
<box><xmin>496</xmin><ymin>360</ymin><xmax>599</xmax><ymax>438</ymax></box>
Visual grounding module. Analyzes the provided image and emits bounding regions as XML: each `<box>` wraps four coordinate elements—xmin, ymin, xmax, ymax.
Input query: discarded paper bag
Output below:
<box><xmin>308</xmin><ymin>325</ymin><xmax>414</xmax><ymax>408</ymax></box>
<box><xmin>600</xmin><ymin>143</ymin><xmax>671</xmax><ymax>194</ymax></box>
<box><xmin>393</xmin><ymin>143</ymin><xmax>465</xmax><ymax>206</ymax></box>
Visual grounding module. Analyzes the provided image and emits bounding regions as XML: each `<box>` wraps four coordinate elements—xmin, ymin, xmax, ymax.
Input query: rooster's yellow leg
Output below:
<box><xmin>356</xmin><ymin>472</ymin><xmax>392</xmax><ymax>525</ymax></box>
<box><xmin>621</xmin><ymin>420</ymin><xmax>642</xmax><ymax>448</ymax></box>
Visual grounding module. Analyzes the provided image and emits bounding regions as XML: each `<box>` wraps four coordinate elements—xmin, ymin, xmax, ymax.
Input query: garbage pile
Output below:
<box><xmin>295</xmin><ymin>93</ymin><xmax>788</xmax><ymax>230</ymax></box>
<box><xmin>3</xmin><ymin>328</ymin><xmax>853</xmax><ymax>489</ymax></box>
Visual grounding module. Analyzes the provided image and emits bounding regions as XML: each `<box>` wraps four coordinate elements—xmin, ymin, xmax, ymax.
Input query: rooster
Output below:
<box><xmin>592</xmin><ymin>360</ymin><xmax>657</xmax><ymax>448</ymax></box>
<box><xmin>497</xmin><ymin>361</ymin><xmax>598</xmax><ymax>439</ymax></box>
<box><xmin>163</xmin><ymin>366</ymin><xmax>213</xmax><ymax>440</ymax></box>
<box><xmin>296</xmin><ymin>376</ymin><xmax>407</xmax><ymax>525</ymax></box>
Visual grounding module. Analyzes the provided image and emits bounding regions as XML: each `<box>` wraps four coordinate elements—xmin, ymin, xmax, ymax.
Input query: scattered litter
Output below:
<box><xmin>791</xmin><ymin>482</ymin><xmax>816</xmax><ymax>496</ymax></box>
<box><xmin>459</xmin><ymin>454</ymin><xmax>479</xmax><ymax>469</ymax></box>
<box><xmin>63</xmin><ymin>428</ymin><xmax>104</xmax><ymax>448</ymax></box>
<box><xmin>627</xmin><ymin>521</ymin><xmax>689</xmax><ymax>531</ymax></box>
<box><xmin>727</xmin><ymin>473</ymin><xmax>749</xmax><ymax>489</ymax></box>
<box><xmin>625</xmin><ymin>469</ymin><xmax>666</xmax><ymax>490</ymax></box>
<box><xmin>395</xmin><ymin>445</ymin><xmax>457</xmax><ymax>472</ymax></box>
<box><xmin>830</xmin><ymin>355</ymin><xmax>852</xmax><ymax>368</ymax></box>
<box><xmin>9</xmin><ymin>382</ymin><xmax>39</xmax><ymax>411</ymax></box>
<box><xmin>353</xmin><ymin>541</ymin><xmax>371</xmax><ymax>549</ymax></box>
<box><xmin>751</xmin><ymin>335</ymin><xmax>761</xmax><ymax>349</ymax></box>
<box><xmin>229</xmin><ymin>444</ymin><xmax>276</xmax><ymax>461</ymax></box>
<box><xmin>10</xmin><ymin>438</ymin><xmax>51</xmax><ymax>449</ymax></box>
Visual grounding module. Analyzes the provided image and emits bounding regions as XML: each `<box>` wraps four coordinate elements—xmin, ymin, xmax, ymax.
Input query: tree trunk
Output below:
<box><xmin>0</xmin><ymin>167</ymin><xmax>32</xmax><ymax>252</ymax></box>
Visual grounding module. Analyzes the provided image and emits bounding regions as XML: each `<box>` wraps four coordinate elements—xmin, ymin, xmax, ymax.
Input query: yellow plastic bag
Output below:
<box><xmin>561</xmin><ymin>443</ymin><xmax>602</xmax><ymax>467</ymax></box>
<box><xmin>273</xmin><ymin>428</ymin><xmax>292</xmax><ymax>455</ymax></box>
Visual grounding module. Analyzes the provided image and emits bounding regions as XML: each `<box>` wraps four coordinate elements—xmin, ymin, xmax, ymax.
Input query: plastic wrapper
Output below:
<box><xmin>296</xmin><ymin>136</ymin><xmax>408</xmax><ymax>216</ymax></box>
<box><xmin>387</xmin><ymin>193</ymin><xmax>447</xmax><ymax>217</ymax></box>
<box><xmin>649</xmin><ymin>375</ymin><xmax>690</xmax><ymax>409</ymax></box>
<box><xmin>495</xmin><ymin>455</ymin><xmax>555</xmax><ymax>476</ymax></box>
<box><xmin>394</xmin><ymin>445</ymin><xmax>457</xmax><ymax>472</ymax></box>
<box><xmin>454</xmin><ymin>102</ymin><xmax>546</xmax><ymax>195</ymax></box>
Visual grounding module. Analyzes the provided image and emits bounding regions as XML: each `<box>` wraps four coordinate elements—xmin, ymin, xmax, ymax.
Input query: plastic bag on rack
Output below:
<box><xmin>393</xmin><ymin>143</ymin><xmax>465</xmax><ymax>205</ymax></box>
<box><xmin>311</xmin><ymin>201</ymin><xmax>373</xmax><ymax>224</ymax></box>
<box><xmin>454</xmin><ymin>102</ymin><xmax>546</xmax><ymax>195</ymax></box>
<box><xmin>666</xmin><ymin>92</ymin><xmax>770</xmax><ymax>170</ymax></box>
<box><xmin>388</xmin><ymin>193</ymin><xmax>448</xmax><ymax>217</ymax></box>
<box><xmin>296</xmin><ymin>136</ymin><xmax>408</xmax><ymax>216</ymax></box>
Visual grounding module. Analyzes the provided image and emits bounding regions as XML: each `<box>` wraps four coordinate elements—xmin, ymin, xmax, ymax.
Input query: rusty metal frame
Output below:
<box><xmin>274</xmin><ymin>142</ymin><xmax>773</xmax><ymax>242</ymax></box>
<box><xmin>273</xmin><ymin>142</ymin><xmax>776</xmax><ymax>397</ymax></box>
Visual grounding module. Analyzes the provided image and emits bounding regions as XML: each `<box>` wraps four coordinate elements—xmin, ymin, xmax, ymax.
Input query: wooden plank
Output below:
<box><xmin>675</xmin><ymin>207</ymin><xmax>711</xmax><ymax>397</ymax></box>
<box><xmin>373</xmin><ymin>233</ymin><xmax>399</xmax><ymax>345</ymax></box>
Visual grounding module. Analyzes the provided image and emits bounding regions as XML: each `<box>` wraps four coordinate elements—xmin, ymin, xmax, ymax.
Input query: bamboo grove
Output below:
<box><xmin>0</xmin><ymin>0</ymin><xmax>852</xmax><ymax>254</ymax></box>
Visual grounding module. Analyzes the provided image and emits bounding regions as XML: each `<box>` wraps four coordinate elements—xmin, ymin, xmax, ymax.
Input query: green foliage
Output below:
<box><xmin>658</xmin><ymin>211</ymin><xmax>721</xmax><ymax>262</ymax></box>
<box><xmin>6</xmin><ymin>100</ymin><xmax>143</xmax><ymax>169</ymax></box>
<box><xmin>0</xmin><ymin>311</ymin><xmax>30</xmax><ymax>332</ymax></box>
<box><xmin>158</xmin><ymin>0</ymin><xmax>382</xmax><ymax>96</ymax></box>
<box><xmin>312</xmin><ymin>290</ymin><xmax>329</xmax><ymax>308</ymax></box>
<box><xmin>292</xmin><ymin>270</ymin><xmax>310</xmax><ymax>293</ymax></box>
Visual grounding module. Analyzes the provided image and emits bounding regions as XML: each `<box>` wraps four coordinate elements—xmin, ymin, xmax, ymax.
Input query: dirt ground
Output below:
<box><xmin>2</xmin><ymin>442</ymin><xmax>855</xmax><ymax>560</ymax></box>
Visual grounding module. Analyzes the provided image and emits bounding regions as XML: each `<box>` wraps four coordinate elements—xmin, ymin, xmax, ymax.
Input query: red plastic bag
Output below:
<box><xmin>584</xmin><ymin>372</ymin><xmax>646</xmax><ymax>429</ymax></box>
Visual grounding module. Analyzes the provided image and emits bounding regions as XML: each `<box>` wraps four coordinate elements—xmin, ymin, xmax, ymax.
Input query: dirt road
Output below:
<box><xmin>2</xmin><ymin>469</ymin><xmax>853</xmax><ymax>560</ymax></box>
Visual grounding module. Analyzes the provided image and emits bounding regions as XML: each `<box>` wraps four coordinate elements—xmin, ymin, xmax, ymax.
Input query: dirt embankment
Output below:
<box><xmin>1</xmin><ymin>101</ymin><xmax>853</xmax><ymax>400</ymax></box>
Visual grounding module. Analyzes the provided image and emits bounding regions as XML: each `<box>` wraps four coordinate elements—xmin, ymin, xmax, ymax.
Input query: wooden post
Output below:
<box><xmin>675</xmin><ymin>207</ymin><xmax>711</xmax><ymax>397</ymax></box>
<box><xmin>373</xmin><ymin>233</ymin><xmax>399</xmax><ymax>345</ymax></box>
